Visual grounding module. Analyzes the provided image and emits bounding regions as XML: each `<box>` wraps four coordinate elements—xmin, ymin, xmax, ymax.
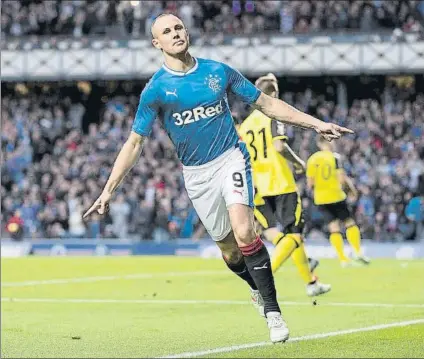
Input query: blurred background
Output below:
<box><xmin>1</xmin><ymin>1</ymin><xmax>424</xmax><ymax>257</ymax></box>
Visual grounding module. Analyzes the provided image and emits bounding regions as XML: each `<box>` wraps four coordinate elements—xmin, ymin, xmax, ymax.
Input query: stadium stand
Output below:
<box><xmin>1</xmin><ymin>0</ymin><xmax>423</xmax><ymax>38</ymax></box>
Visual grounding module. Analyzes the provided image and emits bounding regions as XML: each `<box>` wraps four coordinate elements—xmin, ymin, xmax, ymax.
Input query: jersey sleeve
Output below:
<box><xmin>271</xmin><ymin>120</ymin><xmax>288</xmax><ymax>141</ymax></box>
<box><xmin>132</xmin><ymin>80</ymin><xmax>160</xmax><ymax>136</ymax></box>
<box><xmin>223</xmin><ymin>63</ymin><xmax>261</xmax><ymax>104</ymax></box>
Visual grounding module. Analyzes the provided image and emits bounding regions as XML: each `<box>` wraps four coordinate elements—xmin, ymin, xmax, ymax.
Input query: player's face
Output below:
<box><xmin>152</xmin><ymin>16</ymin><xmax>189</xmax><ymax>56</ymax></box>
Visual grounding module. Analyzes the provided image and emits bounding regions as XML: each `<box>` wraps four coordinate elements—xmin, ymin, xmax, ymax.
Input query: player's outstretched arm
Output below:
<box><xmin>254</xmin><ymin>92</ymin><xmax>354</xmax><ymax>141</ymax></box>
<box><xmin>83</xmin><ymin>131</ymin><xmax>145</xmax><ymax>219</ymax></box>
<box><xmin>339</xmin><ymin>171</ymin><xmax>358</xmax><ymax>200</ymax></box>
<box><xmin>281</xmin><ymin>143</ymin><xmax>306</xmax><ymax>174</ymax></box>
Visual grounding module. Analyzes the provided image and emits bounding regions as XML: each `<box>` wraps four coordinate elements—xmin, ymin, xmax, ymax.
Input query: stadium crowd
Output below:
<box><xmin>2</xmin><ymin>0</ymin><xmax>424</xmax><ymax>38</ymax></box>
<box><xmin>2</xmin><ymin>77</ymin><xmax>423</xmax><ymax>241</ymax></box>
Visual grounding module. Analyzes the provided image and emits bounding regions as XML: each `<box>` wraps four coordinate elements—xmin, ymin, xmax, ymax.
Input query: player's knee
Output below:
<box><xmin>221</xmin><ymin>248</ymin><xmax>243</xmax><ymax>264</ymax></box>
<box><xmin>328</xmin><ymin>221</ymin><xmax>341</xmax><ymax>233</ymax></box>
<box><xmin>344</xmin><ymin>218</ymin><xmax>356</xmax><ymax>228</ymax></box>
<box><xmin>262</xmin><ymin>228</ymin><xmax>279</xmax><ymax>243</ymax></box>
<box><xmin>233</xmin><ymin>224</ymin><xmax>256</xmax><ymax>246</ymax></box>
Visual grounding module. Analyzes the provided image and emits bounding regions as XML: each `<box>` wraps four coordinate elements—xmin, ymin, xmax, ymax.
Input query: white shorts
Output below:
<box><xmin>183</xmin><ymin>142</ymin><xmax>254</xmax><ymax>242</ymax></box>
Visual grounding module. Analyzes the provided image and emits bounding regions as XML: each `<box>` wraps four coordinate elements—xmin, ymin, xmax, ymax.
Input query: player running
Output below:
<box><xmin>306</xmin><ymin>137</ymin><xmax>370</xmax><ymax>267</ymax></box>
<box><xmin>83</xmin><ymin>14</ymin><xmax>353</xmax><ymax>343</ymax></box>
<box><xmin>238</xmin><ymin>73</ymin><xmax>331</xmax><ymax>299</ymax></box>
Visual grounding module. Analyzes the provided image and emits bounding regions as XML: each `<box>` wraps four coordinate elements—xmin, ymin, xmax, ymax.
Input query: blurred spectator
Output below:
<box><xmin>109</xmin><ymin>193</ymin><xmax>131</xmax><ymax>239</ymax></box>
<box><xmin>1</xmin><ymin>0</ymin><xmax>424</xmax><ymax>38</ymax></box>
<box><xmin>403</xmin><ymin>14</ymin><xmax>422</xmax><ymax>32</ymax></box>
<box><xmin>168</xmin><ymin>196</ymin><xmax>200</xmax><ymax>239</ymax></box>
<box><xmin>5</xmin><ymin>210</ymin><xmax>24</xmax><ymax>241</ymax></box>
<box><xmin>68</xmin><ymin>196</ymin><xmax>87</xmax><ymax>238</ymax></box>
<box><xmin>405</xmin><ymin>174</ymin><xmax>424</xmax><ymax>239</ymax></box>
<box><xmin>131</xmin><ymin>199</ymin><xmax>155</xmax><ymax>240</ymax></box>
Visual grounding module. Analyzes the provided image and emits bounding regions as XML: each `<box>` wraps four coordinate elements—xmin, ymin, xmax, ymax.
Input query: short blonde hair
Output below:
<box><xmin>255</xmin><ymin>73</ymin><xmax>279</xmax><ymax>96</ymax></box>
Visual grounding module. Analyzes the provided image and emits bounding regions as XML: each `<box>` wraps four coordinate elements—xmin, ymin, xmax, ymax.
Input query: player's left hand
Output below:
<box><xmin>83</xmin><ymin>191</ymin><xmax>112</xmax><ymax>219</ymax></box>
<box><xmin>315</xmin><ymin>122</ymin><xmax>354</xmax><ymax>142</ymax></box>
<box><xmin>294</xmin><ymin>162</ymin><xmax>305</xmax><ymax>175</ymax></box>
<box><xmin>348</xmin><ymin>192</ymin><xmax>358</xmax><ymax>202</ymax></box>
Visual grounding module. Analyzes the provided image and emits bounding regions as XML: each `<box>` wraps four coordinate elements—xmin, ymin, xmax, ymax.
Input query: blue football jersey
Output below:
<box><xmin>132</xmin><ymin>57</ymin><xmax>261</xmax><ymax>166</ymax></box>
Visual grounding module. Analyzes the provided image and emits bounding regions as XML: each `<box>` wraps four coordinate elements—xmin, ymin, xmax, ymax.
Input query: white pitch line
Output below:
<box><xmin>1</xmin><ymin>270</ymin><xmax>227</xmax><ymax>287</ymax></box>
<box><xmin>158</xmin><ymin>319</ymin><xmax>424</xmax><ymax>358</ymax></box>
<box><xmin>0</xmin><ymin>298</ymin><xmax>248</xmax><ymax>305</ymax></box>
<box><xmin>2</xmin><ymin>297</ymin><xmax>424</xmax><ymax>309</ymax></box>
<box><xmin>281</xmin><ymin>301</ymin><xmax>424</xmax><ymax>309</ymax></box>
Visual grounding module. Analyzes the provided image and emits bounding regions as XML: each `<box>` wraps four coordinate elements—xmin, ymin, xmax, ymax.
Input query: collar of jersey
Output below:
<box><xmin>162</xmin><ymin>57</ymin><xmax>198</xmax><ymax>76</ymax></box>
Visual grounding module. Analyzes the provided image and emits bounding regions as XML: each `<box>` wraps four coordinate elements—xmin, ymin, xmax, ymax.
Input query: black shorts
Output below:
<box><xmin>318</xmin><ymin>200</ymin><xmax>352</xmax><ymax>222</ymax></box>
<box><xmin>254</xmin><ymin>192</ymin><xmax>304</xmax><ymax>234</ymax></box>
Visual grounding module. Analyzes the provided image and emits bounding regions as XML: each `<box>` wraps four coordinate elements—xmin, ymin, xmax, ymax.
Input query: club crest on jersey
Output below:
<box><xmin>205</xmin><ymin>74</ymin><xmax>222</xmax><ymax>93</ymax></box>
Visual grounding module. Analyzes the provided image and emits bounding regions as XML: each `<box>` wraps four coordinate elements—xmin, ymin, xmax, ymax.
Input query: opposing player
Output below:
<box><xmin>83</xmin><ymin>14</ymin><xmax>353</xmax><ymax>343</ymax></box>
<box><xmin>238</xmin><ymin>73</ymin><xmax>331</xmax><ymax>298</ymax></box>
<box><xmin>306</xmin><ymin>137</ymin><xmax>370</xmax><ymax>266</ymax></box>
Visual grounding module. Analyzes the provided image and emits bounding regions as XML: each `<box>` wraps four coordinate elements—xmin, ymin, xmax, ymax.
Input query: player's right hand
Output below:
<box><xmin>315</xmin><ymin>122</ymin><xmax>354</xmax><ymax>142</ymax></box>
<box><xmin>83</xmin><ymin>191</ymin><xmax>112</xmax><ymax>219</ymax></box>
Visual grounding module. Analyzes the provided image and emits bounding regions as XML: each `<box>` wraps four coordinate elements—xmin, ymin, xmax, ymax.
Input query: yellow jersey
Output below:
<box><xmin>238</xmin><ymin>110</ymin><xmax>297</xmax><ymax>204</ymax></box>
<box><xmin>306</xmin><ymin>150</ymin><xmax>346</xmax><ymax>205</ymax></box>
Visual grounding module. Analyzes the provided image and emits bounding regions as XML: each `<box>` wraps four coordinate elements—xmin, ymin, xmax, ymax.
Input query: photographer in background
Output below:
<box><xmin>5</xmin><ymin>210</ymin><xmax>24</xmax><ymax>241</ymax></box>
<box><xmin>405</xmin><ymin>173</ymin><xmax>424</xmax><ymax>240</ymax></box>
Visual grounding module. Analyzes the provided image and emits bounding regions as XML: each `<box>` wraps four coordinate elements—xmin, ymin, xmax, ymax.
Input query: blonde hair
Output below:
<box><xmin>255</xmin><ymin>73</ymin><xmax>279</xmax><ymax>96</ymax></box>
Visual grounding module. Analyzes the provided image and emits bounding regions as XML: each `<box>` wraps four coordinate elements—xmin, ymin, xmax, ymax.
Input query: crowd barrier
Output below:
<box><xmin>1</xmin><ymin>239</ymin><xmax>423</xmax><ymax>259</ymax></box>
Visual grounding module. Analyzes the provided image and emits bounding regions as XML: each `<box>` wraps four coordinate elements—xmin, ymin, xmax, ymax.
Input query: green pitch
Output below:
<box><xmin>2</xmin><ymin>257</ymin><xmax>424</xmax><ymax>358</ymax></box>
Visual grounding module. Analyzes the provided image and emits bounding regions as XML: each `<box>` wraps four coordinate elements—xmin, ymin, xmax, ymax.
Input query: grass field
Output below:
<box><xmin>2</xmin><ymin>256</ymin><xmax>424</xmax><ymax>358</ymax></box>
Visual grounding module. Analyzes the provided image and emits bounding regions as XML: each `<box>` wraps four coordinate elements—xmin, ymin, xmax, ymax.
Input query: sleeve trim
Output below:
<box><xmin>273</xmin><ymin>135</ymin><xmax>288</xmax><ymax>141</ymax></box>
